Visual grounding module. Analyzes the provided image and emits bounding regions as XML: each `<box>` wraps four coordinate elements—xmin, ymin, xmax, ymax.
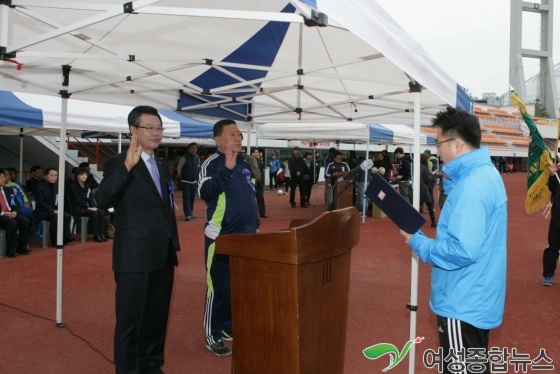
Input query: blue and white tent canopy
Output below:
<box><xmin>0</xmin><ymin>91</ymin><xmax>214</xmax><ymax>139</ymax></box>
<box><xmin>257</xmin><ymin>122</ymin><xmax>436</xmax><ymax>145</ymax></box>
<box><xmin>0</xmin><ymin>1</ymin><xmax>471</xmax><ymax>124</ymax></box>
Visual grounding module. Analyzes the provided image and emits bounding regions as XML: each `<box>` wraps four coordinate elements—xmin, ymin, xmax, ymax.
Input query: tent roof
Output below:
<box><xmin>0</xmin><ymin>0</ymin><xmax>471</xmax><ymax>126</ymax></box>
<box><xmin>257</xmin><ymin>122</ymin><xmax>436</xmax><ymax>145</ymax></box>
<box><xmin>0</xmin><ymin>90</ymin><xmax>214</xmax><ymax>138</ymax></box>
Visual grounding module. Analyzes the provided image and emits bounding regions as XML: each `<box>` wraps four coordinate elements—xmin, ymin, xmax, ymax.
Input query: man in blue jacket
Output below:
<box><xmin>199</xmin><ymin>119</ymin><xmax>259</xmax><ymax>357</ymax></box>
<box><xmin>400</xmin><ymin>107</ymin><xmax>507</xmax><ymax>374</ymax></box>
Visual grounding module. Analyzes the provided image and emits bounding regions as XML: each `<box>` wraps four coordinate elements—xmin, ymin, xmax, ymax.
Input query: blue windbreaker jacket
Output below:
<box><xmin>409</xmin><ymin>147</ymin><xmax>507</xmax><ymax>329</ymax></box>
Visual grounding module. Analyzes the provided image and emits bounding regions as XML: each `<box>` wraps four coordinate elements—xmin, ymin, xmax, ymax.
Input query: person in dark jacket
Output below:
<box><xmin>0</xmin><ymin>169</ymin><xmax>31</xmax><ymax>257</ymax></box>
<box><xmin>95</xmin><ymin>105</ymin><xmax>180</xmax><ymax>373</ymax></box>
<box><xmin>199</xmin><ymin>119</ymin><xmax>259</xmax><ymax>356</ymax></box>
<box><xmin>78</xmin><ymin>162</ymin><xmax>99</xmax><ymax>189</ymax></box>
<box><xmin>395</xmin><ymin>147</ymin><xmax>412</xmax><ymax>203</ymax></box>
<box><xmin>302</xmin><ymin>152</ymin><xmax>313</xmax><ymax>206</ymax></box>
<box><xmin>420</xmin><ymin>153</ymin><xmax>437</xmax><ymax>227</ymax></box>
<box><xmin>68</xmin><ymin>167</ymin><xmax>106</xmax><ymax>242</ymax></box>
<box><xmin>252</xmin><ymin>148</ymin><xmax>268</xmax><ymax>217</ymax></box>
<box><xmin>33</xmin><ymin>167</ymin><xmax>72</xmax><ymax>246</ymax></box>
<box><xmin>542</xmin><ymin>164</ymin><xmax>560</xmax><ymax>286</ymax></box>
<box><xmin>288</xmin><ymin>147</ymin><xmax>307</xmax><ymax>208</ymax></box>
<box><xmin>177</xmin><ymin>142</ymin><xmax>200</xmax><ymax>221</ymax></box>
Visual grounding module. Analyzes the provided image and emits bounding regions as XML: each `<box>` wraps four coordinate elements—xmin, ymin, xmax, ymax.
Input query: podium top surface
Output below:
<box><xmin>216</xmin><ymin>207</ymin><xmax>360</xmax><ymax>265</ymax></box>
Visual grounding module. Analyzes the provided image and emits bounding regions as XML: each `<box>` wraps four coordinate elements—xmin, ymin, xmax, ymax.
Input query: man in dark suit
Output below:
<box><xmin>0</xmin><ymin>169</ymin><xmax>31</xmax><ymax>257</ymax></box>
<box><xmin>96</xmin><ymin>106</ymin><xmax>181</xmax><ymax>374</ymax></box>
<box><xmin>33</xmin><ymin>167</ymin><xmax>73</xmax><ymax>246</ymax></box>
<box><xmin>251</xmin><ymin>147</ymin><xmax>267</xmax><ymax>218</ymax></box>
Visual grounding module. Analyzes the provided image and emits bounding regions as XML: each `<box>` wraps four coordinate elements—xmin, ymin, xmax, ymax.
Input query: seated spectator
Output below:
<box><xmin>68</xmin><ymin>167</ymin><xmax>107</xmax><ymax>242</ymax></box>
<box><xmin>0</xmin><ymin>168</ymin><xmax>31</xmax><ymax>257</ymax></box>
<box><xmin>7</xmin><ymin>167</ymin><xmax>24</xmax><ymax>190</ymax></box>
<box><xmin>3</xmin><ymin>168</ymin><xmax>33</xmax><ymax>219</ymax></box>
<box><xmin>78</xmin><ymin>162</ymin><xmax>99</xmax><ymax>189</ymax></box>
<box><xmin>33</xmin><ymin>167</ymin><xmax>73</xmax><ymax>247</ymax></box>
<box><xmin>25</xmin><ymin>165</ymin><xmax>43</xmax><ymax>196</ymax></box>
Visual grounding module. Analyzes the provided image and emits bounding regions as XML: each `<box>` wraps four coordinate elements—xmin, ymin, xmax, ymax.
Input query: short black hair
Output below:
<box><xmin>30</xmin><ymin>165</ymin><xmax>42</xmax><ymax>172</ymax></box>
<box><xmin>394</xmin><ymin>147</ymin><xmax>404</xmax><ymax>155</ymax></box>
<box><xmin>74</xmin><ymin>167</ymin><xmax>88</xmax><ymax>178</ymax></box>
<box><xmin>44</xmin><ymin>167</ymin><xmax>58</xmax><ymax>176</ymax></box>
<box><xmin>7</xmin><ymin>167</ymin><xmax>16</xmax><ymax>174</ymax></box>
<box><xmin>79</xmin><ymin>162</ymin><xmax>90</xmax><ymax>168</ymax></box>
<box><xmin>333</xmin><ymin>150</ymin><xmax>342</xmax><ymax>157</ymax></box>
<box><xmin>188</xmin><ymin>142</ymin><xmax>198</xmax><ymax>148</ymax></box>
<box><xmin>432</xmin><ymin>106</ymin><xmax>481</xmax><ymax>149</ymax></box>
<box><xmin>213</xmin><ymin>119</ymin><xmax>236</xmax><ymax>137</ymax></box>
<box><xmin>128</xmin><ymin>106</ymin><xmax>162</xmax><ymax>128</ymax></box>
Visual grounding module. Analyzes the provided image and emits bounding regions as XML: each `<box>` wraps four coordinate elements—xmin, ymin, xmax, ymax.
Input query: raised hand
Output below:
<box><xmin>125</xmin><ymin>133</ymin><xmax>143</xmax><ymax>171</ymax></box>
<box><xmin>224</xmin><ymin>141</ymin><xmax>236</xmax><ymax>170</ymax></box>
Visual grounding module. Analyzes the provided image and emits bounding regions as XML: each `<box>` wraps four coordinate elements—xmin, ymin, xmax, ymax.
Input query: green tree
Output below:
<box><xmin>534</xmin><ymin>98</ymin><xmax>549</xmax><ymax>118</ymax></box>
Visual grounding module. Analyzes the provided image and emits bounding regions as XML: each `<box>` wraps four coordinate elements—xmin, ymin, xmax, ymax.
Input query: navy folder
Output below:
<box><xmin>365</xmin><ymin>173</ymin><xmax>426</xmax><ymax>234</ymax></box>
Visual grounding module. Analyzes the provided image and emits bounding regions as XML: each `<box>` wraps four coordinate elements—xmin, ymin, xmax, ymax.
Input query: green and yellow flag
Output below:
<box><xmin>511</xmin><ymin>93</ymin><xmax>551</xmax><ymax>214</ymax></box>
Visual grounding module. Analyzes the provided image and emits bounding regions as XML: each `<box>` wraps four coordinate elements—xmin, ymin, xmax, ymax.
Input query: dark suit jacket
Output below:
<box><xmin>33</xmin><ymin>180</ymin><xmax>59</xmax><ymax>220</ymax></box>
<box><xmin>68</xmin><ymin>179</ymin><xmax>96</xmax><ymax>216</ymax></box>
<box><xmin>95</xmin><ymin>152</ymin><xmax>180</xmax><ymax>272</ymax></box>
<box><xmin>1</xmin><ymin>185</ymin><xmax>20</xmax><ymax>213</ymax></box>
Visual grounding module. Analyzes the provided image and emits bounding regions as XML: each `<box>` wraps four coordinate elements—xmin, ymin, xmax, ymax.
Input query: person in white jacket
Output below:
<box><xmin>401</xmin><ymin>106</ymin><xmax>507</xmax><ymax>374</ymax></box>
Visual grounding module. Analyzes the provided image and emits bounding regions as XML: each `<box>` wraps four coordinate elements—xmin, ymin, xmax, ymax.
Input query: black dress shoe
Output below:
<box><xmin>101</xmin><ymin>235</ymin><xmax>108</xmax><ymax>242</ymax></box>
<box><xmin>6</xmin><ymin>249</ymin><xmax>17</xmax><ymax>258</ymax></box>
<box><xmin>16</xmin><ymin>247</ymin><xmax>31</xmax><ymax>255</ymax></box>
<box><xmin>291</xmin><ymin>203</ymin><xmax>296</xmax><ymax>208</ymax></box>
<box><xmin>300</xmin><ymin>204</ymin><xmax>308</xmax><ymax>208</ymax></box>
<box><xmin>66</xmin><ymin>237</ymin><xmax>75</xmax><ymax>243</ymax></box>
<box><xmin>94</xmin><ymin>235</ymin><xmax>104</xmax><ymax>243</ymax></box>
<box><xmin>260</xmin><ymin>214</ymin><xmax>269</xmax><ymax>218</ymax></box>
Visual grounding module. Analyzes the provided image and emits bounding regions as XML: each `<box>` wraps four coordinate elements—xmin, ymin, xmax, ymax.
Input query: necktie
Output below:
<box><xmin>0</xmin><ymin>190</ymin><xmax>10</xmax><ymax>213</ymax></box>
<box><xmin>148</xmin><ymin>157</ymin><xmax>163</xmax><ymax>199</ymax></box>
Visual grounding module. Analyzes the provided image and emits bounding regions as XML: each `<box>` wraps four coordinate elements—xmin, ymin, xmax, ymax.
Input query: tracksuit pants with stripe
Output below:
<box><xmin>437</xmin><ymin>316</ymin><xmax>490</xmax><ymax>374</ymax></box>
<box><xmin>204</xmin><ymin>236</ymin><xmax>232</xmax><ymax>346</ymax></box>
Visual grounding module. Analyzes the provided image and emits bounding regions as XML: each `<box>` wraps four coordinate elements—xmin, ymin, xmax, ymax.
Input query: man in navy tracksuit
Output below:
<box><xmin>199</xmin><ymin>119</ymin><xmax>260</xmax><ymax>357</ymax></box>
<box><xmin>177</xmin><ymin>142</ymin><xmax>200</xmax><ymax>220</ymax></box>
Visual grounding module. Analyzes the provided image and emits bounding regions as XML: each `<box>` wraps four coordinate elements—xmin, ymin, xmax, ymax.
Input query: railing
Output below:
<box><xmin>66</xmin><ymin>137</ymin><xmax>117</xmax><ymax>170</ymax></box>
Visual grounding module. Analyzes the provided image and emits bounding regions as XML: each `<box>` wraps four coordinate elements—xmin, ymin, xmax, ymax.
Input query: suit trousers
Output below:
<box><xmin>543</xmin><ymin>213</ymin><xmax>560</xmax><ymax>277</ymax></box>
<box><xmin>256</xmin><ymin>185</ymin><xmax>266</xmax><ymax>216</ymax></box>
<box><xmin>114</xmin><ymin>244</ymin><xmax>175</xmax><ymax>374</ymax></box>
<box><xmin>37</xmin><ymin>211</ymin><xmax>71</xmax><ymax>243</ymax></box>
<box><xmin>78</xmin><ymin>209</ymin><xmax>105</xmax><ymax>237</ymax></box>
<box><xmin>0</xmin><ymin>214</ymin><xmax>30</xmax><ymax>250</ymax></box>
<box><xmin>181</xmin><ymin>181</ymin><xmax>197</xmax><ymax>218</ymax></box>
<box><xmin>289</xmin><ymin>177</ymin><xmax>305</xmax><ymax>206</ymax></box>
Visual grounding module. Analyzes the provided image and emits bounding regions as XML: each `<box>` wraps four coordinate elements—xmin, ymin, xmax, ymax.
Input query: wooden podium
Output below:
<box><xmin>332</xmin><ymin>176</ymin><xmax>354</xmax><ymax>210</ymax></box>
<box><xmin>215</xmin><ymin>207</ymin><xmax>360</xmax><ymax>373</ymax></box>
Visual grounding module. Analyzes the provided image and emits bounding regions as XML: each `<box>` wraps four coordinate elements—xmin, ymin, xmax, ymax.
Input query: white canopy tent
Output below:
<box><xmin>0</xmin><ymin>2</ymin><xmax>473</xmax><ymax>371</ymax></box>
<box><xmin>257</xmin><ymin>122</ymin><xmax>437</xmax><ymax>145</ymax></box>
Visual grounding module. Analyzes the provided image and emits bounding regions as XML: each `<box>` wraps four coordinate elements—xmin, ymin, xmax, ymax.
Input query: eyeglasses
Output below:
<box><xmin>435</xmin><ymin>138</ymin><xmax>455</xmax><ymax>148</ymax></box>
<box><xmin>136</xmin><ymin>125</ymin><xmax>165</xmax><ymax>134</ymax></box>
